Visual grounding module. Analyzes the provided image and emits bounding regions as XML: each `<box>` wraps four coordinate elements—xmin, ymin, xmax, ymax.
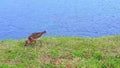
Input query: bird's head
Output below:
<box><xmin>24</xmin><ymin>40</ymin><xmax>30</xmax><ymax>46</ymax></box>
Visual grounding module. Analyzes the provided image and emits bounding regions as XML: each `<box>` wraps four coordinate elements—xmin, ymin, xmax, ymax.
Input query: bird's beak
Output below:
<box><xmin>24</xmin><ymin>44</ymin><xmax>27</xmax><ymax>46</ymax></box>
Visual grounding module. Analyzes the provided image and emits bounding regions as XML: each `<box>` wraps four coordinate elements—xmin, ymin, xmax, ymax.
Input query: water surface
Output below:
<box><xmin>0</xmin><ymin>0</ymin><xmax>120</xmax><ymax>39</ymax></box>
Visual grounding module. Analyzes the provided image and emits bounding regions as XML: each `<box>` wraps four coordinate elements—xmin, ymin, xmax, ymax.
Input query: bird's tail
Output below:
<box><xmin>35</xmin><ymin>31</ymin><xmax>46</xmax><ymax>38</ymax></box>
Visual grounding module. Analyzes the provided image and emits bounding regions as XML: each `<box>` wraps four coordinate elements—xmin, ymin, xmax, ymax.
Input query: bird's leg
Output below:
<box><xmin>34</xmin><ymin>40</ymin><xmax>37</xmax><ymax>43</ymax></box>
<box><xmin>39</xmin><ymin>40</ymin><xmax>42</xmax><ymax>47</ymax></box>
<box><xmin>32</xmin><ymin>40</ymin><xmax>37</xmax><ymax>45</ymax></box>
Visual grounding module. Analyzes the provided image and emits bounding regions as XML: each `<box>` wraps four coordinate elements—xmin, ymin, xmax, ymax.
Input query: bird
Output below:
<box><xmin>25</xmin><ymin>31</ymin><xmax>46</xmax><ymax>46</ymax></box>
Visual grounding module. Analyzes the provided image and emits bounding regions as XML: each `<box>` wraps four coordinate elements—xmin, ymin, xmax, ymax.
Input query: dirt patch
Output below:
<box><xmin>0</xmin><ymin>44</ymin><xmax>9</xmax><ymax>50</ymax></box>
<box><xmin>38</xmin><ymin>54</ymin><xmax>80</xmax><ymax>68</ymax></box>
<box><xmin>1</xmin><ymin>59</ymin><xmax>20</xmax><ymax>66</ymax></box>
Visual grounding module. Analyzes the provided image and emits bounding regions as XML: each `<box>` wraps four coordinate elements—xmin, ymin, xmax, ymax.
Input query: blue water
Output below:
<box><xmin>0</xmin><ymin>0</ymin><xmax>120</xmax><ymax>39</ymax></box>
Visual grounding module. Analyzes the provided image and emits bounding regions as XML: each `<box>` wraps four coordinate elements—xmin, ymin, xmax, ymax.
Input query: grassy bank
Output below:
<box><xmin>0</xmin><ymin>36</ymin><xmax>120</xmax><ymax>68</ymax></box>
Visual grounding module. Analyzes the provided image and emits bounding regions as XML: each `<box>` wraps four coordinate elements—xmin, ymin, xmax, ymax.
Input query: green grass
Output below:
<box><xmin>0</xmin><ymin>36</ymin><xmax>120</xmax><ymax>68</ymax></box>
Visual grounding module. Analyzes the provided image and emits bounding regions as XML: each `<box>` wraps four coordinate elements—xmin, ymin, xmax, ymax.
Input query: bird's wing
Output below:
<box><xmin>30</xmin><ymin>32</ymin><xmax>42</xmax><ymax>38</ymax></box>
<box><xmin>31</xmin><ymin>32</ymin><xmax>40</xmax><ymax>35</ymax></box>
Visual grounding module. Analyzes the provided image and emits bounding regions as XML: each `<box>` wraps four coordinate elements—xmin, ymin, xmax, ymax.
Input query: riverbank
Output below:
<box><xmin>0</xmin><ymin>36</ymin><xmax>120</xmax><ymax>68</ymax></box>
